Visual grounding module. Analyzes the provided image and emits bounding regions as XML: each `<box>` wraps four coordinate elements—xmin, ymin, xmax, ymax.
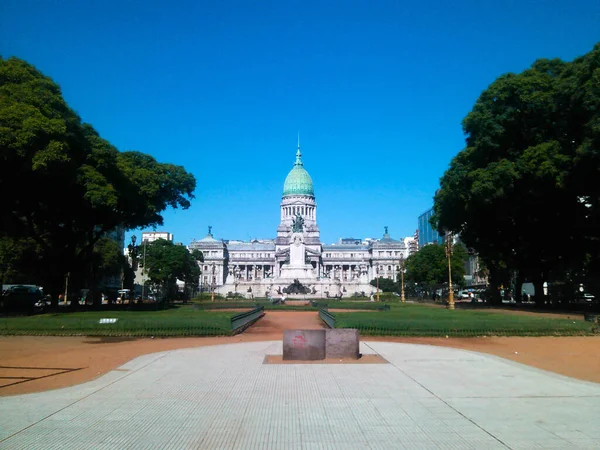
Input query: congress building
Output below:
<box><xmin>189</xmin><ymin>144</ymin><xmax>411</xmax><ymax>298</ymax></box>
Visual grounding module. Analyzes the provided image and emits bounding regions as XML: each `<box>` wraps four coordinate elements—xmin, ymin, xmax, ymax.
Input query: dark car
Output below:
<box><xmin>1</xmin><ymin>285</ymin><xmax>43</xmax><ymax>313</ymax></box>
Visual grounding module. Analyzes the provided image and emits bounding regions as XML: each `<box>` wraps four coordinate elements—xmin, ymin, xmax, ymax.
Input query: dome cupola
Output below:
<box><xmin>283</xmin><ymin>146</ymin><xmax>314</xmax><ymax>197</ymax></box>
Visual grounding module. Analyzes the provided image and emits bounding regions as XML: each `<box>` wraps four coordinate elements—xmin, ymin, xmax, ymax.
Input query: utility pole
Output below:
<box><xmin>400</xmin><ymin>255</ymin><xmax>405</xmax><ymax>303</ymax></box>
<box><xmin>445</xmin><ymin>233</ymin><xmax>455</xmax><ymax>310</ymax></box>
<box><xmin>141</xmin><ymin>240</ymin><xmax>147</xmax><ymax>300</ymax></box>
<box><xmin>65</xmin><ymin>272</ymin><xmax>70</xmax><ymax>305</ymax></box>
<box><xmin>376</xmin><ymin>266</ymin><xmax>380</xmax><ymax>302</ymax></box>
<box><xmin>211</xmin><ymin>263</ymin><xmax>215</xmax><ymax>302</ymax></box>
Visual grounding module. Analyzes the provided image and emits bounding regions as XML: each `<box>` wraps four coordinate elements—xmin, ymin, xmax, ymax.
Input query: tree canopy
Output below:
<box><xmin>404</xmin><ymin>243</ymin><xmax>467</xmax><ymax>290</ymax></box>
<box><xmin>369</xmin><ymin>276</ymin><xmax>398</xmax><ymax>293</ymax></box>
<box><xmin>433</xmin><ymin>43</ymin><xmax>600</xmax><ymax>303</ymax></box>
<box><xmin>0</xmin><ymin>57</ymin><xmax>196</xmax><ymax>300</ymax></box>
<box><xmin>143</xmin><ymin>239</ymin><xmax>202</xmax><ymax>301</ymax></box>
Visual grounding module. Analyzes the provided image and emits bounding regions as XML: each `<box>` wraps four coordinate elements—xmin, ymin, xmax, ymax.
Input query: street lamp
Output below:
<box><xmin>399</xmin><ymin>255</ymin><xmax>406</xmax><ymax>303</ymax></box>
<box><xmin>376</xmin><ymin>265</ymin><xmax>380</xmax><ymax>302</ymax></box>
<box><xmin>211</xmin><ymin>262</ymin><xmax>216</xmax><ymax>303</ymax></box>
<box><xmin>140</xmin><ymin>239</ymin><xmax>147</xmax><ymax>301</ymax></box>
<box><xmin>445</xmin><ymin>233</ymin><xmax>455</xmax><ymax>310</ymax></box>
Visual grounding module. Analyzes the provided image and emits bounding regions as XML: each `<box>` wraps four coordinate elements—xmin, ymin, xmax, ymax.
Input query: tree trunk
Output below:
<box><xmin>533</xmin><ymin>279</ymin><xmax>545</xmax><ymax>307</ymax></box>
<box><xmin>487</xmin><ymin>273</ymin><xmax>502</xmax><ymax>305</ymax></box>
<box><xmin>515</xmin><ymin>272</ymin><xmax>524</xmax><ymax>304</ymax></box>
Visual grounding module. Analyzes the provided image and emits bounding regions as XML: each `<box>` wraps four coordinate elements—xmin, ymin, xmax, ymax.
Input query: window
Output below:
<box><xmin>388</xmin><ymin>265</ymin><xmax>391</xmax><ymax>270</ymax></box>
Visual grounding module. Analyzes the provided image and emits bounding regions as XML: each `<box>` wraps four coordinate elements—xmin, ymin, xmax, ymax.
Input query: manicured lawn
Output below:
<box><xmin>0</xmin><ymin>308</ymin><xmax>234</xmax><ymax>337</ymax></box>
<box><xmin>332</xmin><ymin>303</ymin><xmax>594</xmax><ymax>336</ymax></box>
<box><xmin>194</xmin><ymin>300</ymin><xmax>389</xmax><ymax>311</ymax></box>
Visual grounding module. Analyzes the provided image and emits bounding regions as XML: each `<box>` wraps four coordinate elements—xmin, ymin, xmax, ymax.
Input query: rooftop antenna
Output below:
<box><xmin>297</xmin><ymin>132</ymin><xmax>300</xmax><ymax>150</ymax></box>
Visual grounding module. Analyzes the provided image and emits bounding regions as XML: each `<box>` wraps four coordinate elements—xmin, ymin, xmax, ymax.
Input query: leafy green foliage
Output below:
<box><xmin>433</xmin><ymin>43</ymin><xmax>600</xmax><ymax>302</ymax></box>
<box><xmin>0</xmin><ymin>57</ymin><xmax>196</xmax><ymax>298</ymax></box>
<box><xmin>0</xmin><ymin>236</ymin><xmax>40</xmax><ymax>285</ymax></box>
<box><xmin>404</xmin><ymin>243</ymin><xmax>467</xmax><ymax>288</ymax></box>
<box><xmin>91</xmin><ymin>238</ymin><xmax>123</xmax><ymax>281</ymax></box>
<box><xmin>369</xmin><ymin>277</ymin><xmax>398</xmax><ymax>292</ymax></box>
<box><xmin>144</xmin><ymin>239</ymin><xmax>201</xmax><ymax>300</ymax></box>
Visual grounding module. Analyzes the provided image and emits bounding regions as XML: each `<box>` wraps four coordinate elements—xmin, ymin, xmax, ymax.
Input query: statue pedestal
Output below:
<box><xmin>279</xmin><ymin>264</ymin><xmax>315</xmax><ymax>280</ymax></box>
<box><xmin>280</xmin><ymin>232</ymin><xmax>316</xmax><ymax>280</ymax></box>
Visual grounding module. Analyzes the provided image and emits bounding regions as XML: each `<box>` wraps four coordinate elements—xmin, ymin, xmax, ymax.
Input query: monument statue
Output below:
<box><xmin>292</xmin><ymin>213</ymin><xmax>304</xmax><ymax>232</ymax></box>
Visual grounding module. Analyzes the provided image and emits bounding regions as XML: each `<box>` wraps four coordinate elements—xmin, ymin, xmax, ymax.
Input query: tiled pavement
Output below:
<box><xmin>1</xmin><ymin>341</ymin><xmax>599</xmax><ymax>449</ymax></box>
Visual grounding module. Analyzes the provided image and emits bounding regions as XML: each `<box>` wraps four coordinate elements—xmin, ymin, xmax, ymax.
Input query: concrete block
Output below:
<box><xmin>283</xmin><ymin>330</ymin><xmax>326</xmax><ymax>360</ymax></box>
<box><xmin>326</xmin><ymin>329</ymin><xmax>360</xmax><ymax>359</ymax></box>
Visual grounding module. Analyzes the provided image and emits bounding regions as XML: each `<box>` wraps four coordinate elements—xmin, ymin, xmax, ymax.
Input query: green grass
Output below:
<box><xmin>192</xmin><ymin>300</ymin><xmax>391</xmax><ymax>311</ymax></box>
<box><xmin>332</xmin><ymin>303</ymin><xmax>595</xmax><ymax>336</ymax></box>
<box><xmin>0</xmin><ymin>308</ymin><xmax>235</xmax><ymax>337</ymax></box>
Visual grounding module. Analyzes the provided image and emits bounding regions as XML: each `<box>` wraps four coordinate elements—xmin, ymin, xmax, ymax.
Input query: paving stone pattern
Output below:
<box><xmin>1</xmin><ymin>341</ymin><xmax>599</xmax><ymax>449</ymax></box>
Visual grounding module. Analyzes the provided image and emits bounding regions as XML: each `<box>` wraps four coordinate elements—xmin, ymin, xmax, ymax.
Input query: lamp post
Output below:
<box><xmin>445</xmin><ymin>233</ymin><xmax>455</xmax><ymax>310</ymax></box>
<box><xmin>211</xmin><ymin>262</ymin><xmax>216</xmax><ymax>302</ymax></box>
<box><xmin>376</xmin><ymin>265</ymin><xmax>380</xmax><ymax>302</ymax></box>
<box><xmin>140</xmin><ymin>239</ymin><xmax>147</xmax><ymax>301</ymax></box>
<box><xmin>399</xmin><ymin>255</ymin><xmax>405</xmax><ymax>303</ymax></box>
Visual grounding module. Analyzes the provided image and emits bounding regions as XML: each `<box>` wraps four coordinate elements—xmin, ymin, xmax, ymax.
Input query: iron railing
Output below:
<box><xmin>231</xmin><ymin>306</ymin><xmax>264</xmax><ymax>333</ymax></box>
<box><xmin>319</xmin><ymin>308</ymin><xmax>336</xmax><ymax>328</ymax></box>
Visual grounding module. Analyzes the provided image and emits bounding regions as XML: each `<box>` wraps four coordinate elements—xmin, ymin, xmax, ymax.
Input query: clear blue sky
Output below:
<box><xmin>1</xmin><ymin>0</ymin><xmax>598</xmax><ymax>245</ymax></box>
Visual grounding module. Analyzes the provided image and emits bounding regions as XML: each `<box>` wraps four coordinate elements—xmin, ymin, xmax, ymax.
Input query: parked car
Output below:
<box><xmin>1</xmin><ymin>285</ymin><xmax>43</xmax><ymax>313</ymax></box>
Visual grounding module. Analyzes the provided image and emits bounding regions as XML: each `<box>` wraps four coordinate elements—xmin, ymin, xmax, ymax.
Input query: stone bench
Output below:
<box><xmin>283</xmin><ymin>329</ymin><xmax>359</xmax><ymax>360</ymax></box>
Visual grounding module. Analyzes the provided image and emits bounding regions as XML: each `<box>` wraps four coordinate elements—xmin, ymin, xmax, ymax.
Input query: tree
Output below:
<box><xmin>87</xmin><ymin>238</ymin><xmax>125</xmax><ymax>305</ymax></box>
<box><xmin>143</xmin><ymin>239</ymin><xmax>201</xmax><ymax>302</ymax></box>
<box><xmin>0</xmin><ymin>236</ymin><xmax>40</xmax><ymax>286</ymax></box>
<box><xmin>404</xmin><ymin>243</ymin><xmax>467</xmax><ymax>292</ymax></box>
<box><xmin>369</xmin><ymin>277</ymin><xmax>398</xmax><ymax>293</ymax></box>
<box><xmin>0</xmin><ymin>57</ymin><xmax>196</xmax><ymax>304</ymax></box>
<box><xmin>433</xmin><ymin>43</ymin><xmax>600</xmax><ymax>304</ymax></box>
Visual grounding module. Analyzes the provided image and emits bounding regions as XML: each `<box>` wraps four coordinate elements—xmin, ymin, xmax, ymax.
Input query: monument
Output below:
<box><xmin>279</xmin><ymin>214</ymin><xmax>315</xmax><ymax>280</ymax></box>
<box><xmin>189</xmin><ymin>140</ymin><xmax>412</xmax><ymax>298</ymax></box>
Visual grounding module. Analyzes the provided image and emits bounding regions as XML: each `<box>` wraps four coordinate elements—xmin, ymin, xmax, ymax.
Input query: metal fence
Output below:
<box><xmin>231</xmin><ymin>306</ymin><xmax>264</xmax><ymax>333</ymax></box>
<box><xmin>319</xmin><ymin>308</ymin><xmax>336</xmax><ymax>328</ymax></box>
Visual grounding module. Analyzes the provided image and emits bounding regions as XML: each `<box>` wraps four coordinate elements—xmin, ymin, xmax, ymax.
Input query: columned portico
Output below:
<box><xmin>191</xmin><ymin>142</ymin><xmax>405</xmax><ymax>298</ymax></box>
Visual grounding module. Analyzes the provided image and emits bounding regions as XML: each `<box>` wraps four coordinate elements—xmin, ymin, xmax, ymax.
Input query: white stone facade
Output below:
<box><xmin>189</xmin><ymin>146</ymin><xmax>409</xmax><ymax>298</ymax></box>
<box><xmin>142</xmin><ymin>231</ymin><xmax>173</xmax><ymax>243</ymax></box>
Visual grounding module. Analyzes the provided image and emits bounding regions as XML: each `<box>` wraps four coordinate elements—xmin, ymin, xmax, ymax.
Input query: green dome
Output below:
<box><xmin>283</xmin><ymin>148</ymin><xmax>314</xmax><ymax>196</ymax></box>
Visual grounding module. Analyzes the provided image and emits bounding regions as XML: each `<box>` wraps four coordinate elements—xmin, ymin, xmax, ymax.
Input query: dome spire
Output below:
<box><xmin>283</xmin><ymin>137</ymin><xmax>314</xmax><ymax>197</ymax></box>
<box><xmin>295</xmin><ymin>134</ymin><xmax>303</xmax><ymax>166</ymax></box>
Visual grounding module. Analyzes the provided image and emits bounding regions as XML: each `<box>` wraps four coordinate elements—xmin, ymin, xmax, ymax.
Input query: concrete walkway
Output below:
<box><xmin>1</xmin><ymin>341</ymin><xmax>599</xmax><ymax>449</ymax></box>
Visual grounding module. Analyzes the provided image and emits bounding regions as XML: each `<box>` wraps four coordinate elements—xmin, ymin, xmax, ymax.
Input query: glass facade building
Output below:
<box><xmin>418</xmin><ymin>208</ymin><xmax>444</xmax><ymax>248</ymax></box>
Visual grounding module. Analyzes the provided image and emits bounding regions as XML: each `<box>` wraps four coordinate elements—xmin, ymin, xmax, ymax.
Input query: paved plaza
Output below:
<box><xmin>1</xmin><ymin>341</ymin><xmax>599</xmax><ymax>449</ymax></box>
